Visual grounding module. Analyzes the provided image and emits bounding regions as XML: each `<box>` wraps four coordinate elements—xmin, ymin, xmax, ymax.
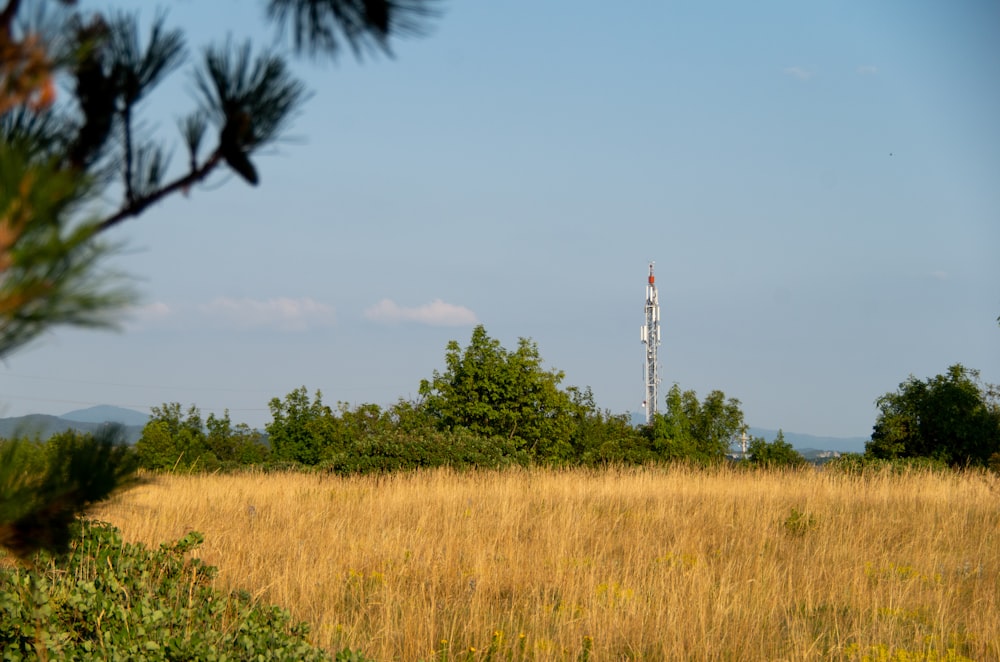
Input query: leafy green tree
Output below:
<box><xmin>135</xmin><ymin>403</ymin><xmax>215</xmax><ymax>471</ymax></box>
<box><xmin>419</xmin><ymin>325</ymin><xmax>580</xmax><ymax>461</ymax></box>
<box><xmin>387</xmin><ymin>397</ymin><xmax>436</xmax><ymax>434</ymax></box>
<box><xmin>266</xmin><ymin>386</ymin><xmax>338</xmax><ymax>465</ymax></box>
<box><xmin>337</xmin><ymin>402</ymin><xmax>393</xmax><ymax>444</ymax></box>
<box><xmin>866</xmin><ymin>364</ymin><xmax>1000</xmax><ymax>467</ymax></box>
<box><xmin>317</xmin><ymin>397</ymin><xmax>527</xmax><ymax>473</ymax></box>
<box><xmin>1</xmin><ymin>0</ymin><xmax>440</xmax><ymax>556</ymax></box>
<box><xmin>132</xmin><ymin>420</ymin><xmax>177</xmax><ymax>470</ymax></box>
<box><xmin>566</xmin><ymin>386</ymin><xmax>648</xmax><ymax>465</ymax></box>
<box><xmin>747</xmin><ymin>430</ymin><xmax>807</xmax><ymax>468</ymax></box>
<box><xmin>645</xmin><ymin>384</ymin><xmax>745</xmax><ymax>463</ymax></box>
<box><xmin>206</xmin><ymin>409</ymin><xmax>269</xmax><ymax>466</ymax></box>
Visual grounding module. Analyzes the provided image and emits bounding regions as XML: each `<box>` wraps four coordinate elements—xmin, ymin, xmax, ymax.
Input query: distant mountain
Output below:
<box><xmin>0</xmin><ymin>411</ymin><xmax>145</xmax><ymax>444</ymax></box>
<box><xmin>748</xmin><ymin>428</ymin><xmax>867</xmax><ymax>455</ymax></box>
<box><xmin>0</xmin><ymin>414</ymin><xmax>71</xmax><ymax>441</ymax></box>
<box><xmin>61</xmin><ymin>405</ymin><xmax>149</xmax><ymax>427</ymax></box>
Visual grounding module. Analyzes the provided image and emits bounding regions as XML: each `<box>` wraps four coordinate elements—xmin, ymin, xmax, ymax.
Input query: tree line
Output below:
<box><xmin>5</xmin><ymin>326</ymin><xmax>998</xmax><ymax>481</ymax></box>
<box><xmin>124</xmin><ymin>325</ymin><xmax>806</xmax><ymax>473</ymax></box>
<box><xmin>130</xmin><ymin>327</ymin><xmax>1000</xmax><ymax>474</ymax></box>
<box><xmin>6</xmin><ymin>324</ymin><xmax>988</xmax><ymax>476</ymax></box>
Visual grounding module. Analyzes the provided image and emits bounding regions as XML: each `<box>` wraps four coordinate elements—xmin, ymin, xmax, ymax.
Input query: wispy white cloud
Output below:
<box><xmin>199</xmin><ymin>297</ymin><xmax>335</xmax><ymax>331</ymax></box>
<box><xmin>856</xmin><ymin>64</ymin><xmax>878</xmax><ymax>75</ymax></box>
<box><xmin>125</xmin><ymin>301</ymin><xmax>173</xmax><ymax>328</ymax></box>
<box><xmin>364</xmin><ymin>298</ymin><xmax>478</xmax><ymax>326</ymax></box>
<box><xmin>784</xmin><ymin>66</ymin><xmax>814</xmax><ymax>81</ymax></box>
<box><xmin>929</xmin><ymin>270</ymin><xmax>949</xmax><ymax>281</ymax></box>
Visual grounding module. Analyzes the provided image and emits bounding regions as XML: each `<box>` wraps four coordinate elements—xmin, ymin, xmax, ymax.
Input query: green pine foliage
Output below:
<box><xmin>0</xmin><ymin>139</ymin><xmax>135</xmax><ymax>358</ymax></box>
<box><xmin>0</xmin><ymin>427</ymin><xmax>138</xmax><ymax>560</ymax></box>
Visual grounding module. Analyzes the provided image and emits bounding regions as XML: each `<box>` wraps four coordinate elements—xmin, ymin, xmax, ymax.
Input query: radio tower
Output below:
<box><xmin>641</xmin><ymin>262</ymin><xmax>661</xmax><ymax>424</ymax></box>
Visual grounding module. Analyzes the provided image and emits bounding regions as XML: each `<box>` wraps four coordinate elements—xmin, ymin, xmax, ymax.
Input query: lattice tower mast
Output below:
<box><xmin>641</xmin><ymin>262</ymin><xmax>661</xmax><ymax>424</ymax></box>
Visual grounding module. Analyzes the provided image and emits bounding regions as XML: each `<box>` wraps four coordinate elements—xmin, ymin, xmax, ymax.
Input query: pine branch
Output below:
<box><xmin>0</xmin><ymin>0</ymin><xmax>21</xmax><ymax>36</ymax></box>
<box><xmin>95</xmin><ymin>151</ymin><xmax>221</xmax><ymax>233</ymax></box>
<box><xmin>267</xmin><ymin>0</ymin><xmax>441</xmax><ymax>58</ymax></box>
<box><xmin>122</xmin><ymin>101</ymin><xmax>135</xmax><ymax>202</ymax></box>
<box><xmin>0</xmin><ymin>143</ymin><xmax>135</xmax><ymax>357</ymax></box>
<box><xmin>95</xmin><ymin>39</ymin><xmax>305</xmax><ymax>230</ymax></box>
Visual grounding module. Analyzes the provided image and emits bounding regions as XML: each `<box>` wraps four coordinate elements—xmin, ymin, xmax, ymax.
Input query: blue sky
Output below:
<box><xmin>2</xmin><ymin>0</ymin><xmax>998</xmax><ymax>438</ymax></box>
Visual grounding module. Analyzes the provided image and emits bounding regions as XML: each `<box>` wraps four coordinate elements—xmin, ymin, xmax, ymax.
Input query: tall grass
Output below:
<box><xmin>91</xmin><ymin>466</ymin><xmax>999</xmax><ymax>660</ymax></box>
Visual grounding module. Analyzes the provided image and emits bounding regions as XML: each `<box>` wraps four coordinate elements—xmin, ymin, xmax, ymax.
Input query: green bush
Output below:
<box><xmin>320</xmin><ymin>428</ymin><xmax>528</xmax><ymax>475</ymax></box>
<box><xmin>746</xmin><ymin>431</ymin><xmax>807</xmax><ymax>468</ymax></box>
<box><xmin>783</xmin><ymin>507</ymin><xmax>818</xmax><ymax>536</ymax></box>
<box><xmin>0</xmin><ymin>520</ymin><xmax>355</xmax><ymax>661</ymax></box>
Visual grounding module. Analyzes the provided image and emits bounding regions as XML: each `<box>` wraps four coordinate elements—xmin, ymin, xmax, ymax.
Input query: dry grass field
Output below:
<box><xmin>91</xmin><ymin>466</ymin><xmax>999</xmax><ymax>661</ymax></box>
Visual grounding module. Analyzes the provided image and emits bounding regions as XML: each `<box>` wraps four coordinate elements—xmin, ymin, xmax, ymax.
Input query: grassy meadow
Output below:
<box><xmin>90</xmin><ymin>466</ymin><xmax>999</xmax><ymax>661</ymax></box>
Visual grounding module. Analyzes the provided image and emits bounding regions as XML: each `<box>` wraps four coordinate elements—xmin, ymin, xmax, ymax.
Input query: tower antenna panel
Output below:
<box><xmin>641</xmin><ymin>262</ymin><xmax>662</xmax><ymax>424</ymax></box>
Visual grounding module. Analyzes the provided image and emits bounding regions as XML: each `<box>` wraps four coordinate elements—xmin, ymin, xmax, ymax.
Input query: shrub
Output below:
<box><xmin>783</xmin><ymin>507</ymin><xmax>818</xmax><ymax>536</ymax></box>
<box><xmin>746</xmin><ymin>431</ymin><xmax>807</xmax><ymax>468</ymax></box>
<box><xmin>0</xmin><ymin>520</ymin><xmax>343</xmax><ymax>660</ymax></box>
<box><xmin>320</xmin><ymin>428</ymin><xmax>528</xmax><ymax>475</ymax></box>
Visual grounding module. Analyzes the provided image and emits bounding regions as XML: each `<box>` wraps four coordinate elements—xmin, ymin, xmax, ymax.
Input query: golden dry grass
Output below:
<box><xmin>91</xmin><ymin>466</ymin><xmax>999</xmax><ymax>661</ymax></box>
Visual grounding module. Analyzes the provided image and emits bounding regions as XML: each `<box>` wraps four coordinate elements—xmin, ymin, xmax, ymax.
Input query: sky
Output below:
<box><xmin>2</xmin><ymin>0</ymin><xmax>998</xmax><ymax>438</ymax></box>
